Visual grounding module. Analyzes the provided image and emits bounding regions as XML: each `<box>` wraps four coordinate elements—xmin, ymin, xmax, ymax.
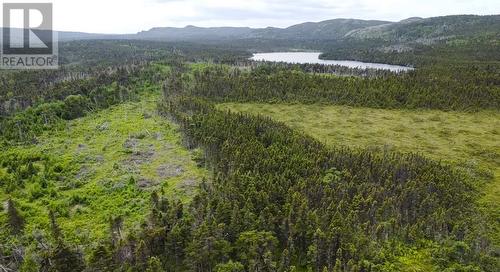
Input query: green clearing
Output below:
<box><xmin>219</xmin><ymin>102</ymin><xmax>500</xmax><ymax>239</ymax></box>
<box><xmin>0</xmin><ymin>90</ymin><xmax>206</xmax><ymax>247</ymax></box>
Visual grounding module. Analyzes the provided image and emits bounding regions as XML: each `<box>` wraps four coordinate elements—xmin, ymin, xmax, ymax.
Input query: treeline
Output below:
<box><xmin>59</xmin><ymin>39</ymin><xmax>251</xmax><ymax>67</ymax></box>
<box><xmin>229</xmin><ymin>60</ymin><xmax>401</xmax><ymax>78</ymax></box>
<box><xmin>187</xmin><ymin>63</ymin><xmax>499</xmax><ymax>111</ymax></box>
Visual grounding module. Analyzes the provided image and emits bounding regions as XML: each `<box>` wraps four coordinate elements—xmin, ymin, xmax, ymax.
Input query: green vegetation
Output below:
<box><xmin>344</xmin><ymin>15</ymin><xmax>499</xmax><ymax>42</ymax></box>
<box><xmin>187</xmin><ymin>64</ymin><xmax>499</xmax><ymax>111</ymax></box>
<box><xmin>152</xmin><ymin>88</ymin><xmax>495</xmax><ymax>271</ymax></box>
<box><xmin>320</xmin><ymin>37</ymin><xmax>500</xmax><ymax>67</ymax></box>
<box><xmin>59</xmin><ymin>40</ymin><xmax>250</xmax><ymax>67</ymax></box>
<box><xmin>218</xmin><ymin>103</ymin><xmax>500</xmax><ymax>239</ymax></box>
<box><xmin>3</xmin><ymin>56</ymin><xmax>497</xmax><ymax>270</ymax></box>
<box><xmin>0</xmin><ymin>40</ymin><xmax>249</xmax><ymax>117</ymax></box>
<box><xmin>0</xmin><ymin>87</ymin><xmax>206</xmax><ymax>261</ymax></box>
<box><xmin>1</xmin><ymin>14</ymin><xmax>499</xmax><ymax>270</ymax></box>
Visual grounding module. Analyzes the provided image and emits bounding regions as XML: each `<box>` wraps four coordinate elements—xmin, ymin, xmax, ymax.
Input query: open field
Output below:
<box><xmin>0</xmin><ymin>91</ymin><xmax>206</xmax><ymax>246</ymax></box>
<box><xmin>219</xmin><ymin>102</ymin><xmax>500</xmax><ymax>237</ymax></box>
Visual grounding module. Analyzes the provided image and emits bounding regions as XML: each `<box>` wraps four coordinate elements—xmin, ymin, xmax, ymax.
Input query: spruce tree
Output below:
<box><xmin>7</xmin><ymin>199</ymin><xmax>24</xmax><ymax>234</ymax></box>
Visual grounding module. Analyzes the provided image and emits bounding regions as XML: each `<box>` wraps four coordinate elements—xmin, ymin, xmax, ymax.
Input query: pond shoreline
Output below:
<box><xmin>250</xmin><ymin>52</ymin><xmax>414</xmax><ymax>72</ymax></box>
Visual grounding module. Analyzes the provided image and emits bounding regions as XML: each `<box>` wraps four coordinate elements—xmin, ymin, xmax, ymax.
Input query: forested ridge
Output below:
<box><xmin>319</xmin><ymin>32</ymin><xmax>499</xmax><ymax>67</ymax></box>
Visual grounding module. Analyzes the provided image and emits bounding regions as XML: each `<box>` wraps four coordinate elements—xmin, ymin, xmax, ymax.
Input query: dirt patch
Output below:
<box><xmin>129</xmin><ymin>148</ymin><xmax>155</xmax><ymax>165</ymax></box>
<box><xmin>157</xmin><ymin>164</ymin><xmax>184</xmax><ymax>178</ymax></box>
<box><xmin>76</xmin><ymin>165</ymin><xmax>94</xmax><ymax>180</ymax></box>
<box><xmin>123</xmin><ymin>138</ymin><xmax>139</xmax><ymax>149</ymax></box>
<box><xmin>123</xmin><ymin>137</ymin><xmax>156</xmax><ymax>166</ymax></box>
<box><xmin>120</xmin><ymin>163</ymin><xmax>140</xmax><ymax>174</ymax></box>
<box><xmin>137</xmin><ymin>178</ymin><xmax>159</xmax><ymax>189</ymax></box>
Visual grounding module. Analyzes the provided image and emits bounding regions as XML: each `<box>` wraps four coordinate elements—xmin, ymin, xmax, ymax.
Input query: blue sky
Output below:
<box><xmin>2</xmin><ymin>0</ymin><xmax>499</xmax><ymax>33</ymax></box>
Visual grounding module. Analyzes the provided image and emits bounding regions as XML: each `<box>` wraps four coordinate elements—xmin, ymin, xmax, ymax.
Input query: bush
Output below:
<box><xmin>63</xmin><ymin>95</ymin><xmax>90</xmax><ymax>120</ymax></box>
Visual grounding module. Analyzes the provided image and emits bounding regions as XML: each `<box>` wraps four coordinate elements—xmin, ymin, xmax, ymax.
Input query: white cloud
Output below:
<box><xmin>1</xmin><ymin>0</ymin><xmax>498</xmax><ymax>33</ymax></box>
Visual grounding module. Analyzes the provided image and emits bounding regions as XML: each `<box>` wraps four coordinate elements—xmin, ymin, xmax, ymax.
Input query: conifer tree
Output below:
<box><xmin>7</xmin><ymin>199</ymin><xmax>24</xmax><ymax>234</ymax></box>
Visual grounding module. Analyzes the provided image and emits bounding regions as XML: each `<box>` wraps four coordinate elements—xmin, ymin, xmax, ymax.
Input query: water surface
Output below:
<box><xmin>251</xmin><ymin>52</ymin><xmax>413</xmax><ymax>72</ymax></box>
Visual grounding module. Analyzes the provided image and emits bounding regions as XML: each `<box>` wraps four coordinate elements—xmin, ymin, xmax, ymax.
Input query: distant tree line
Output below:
<box><xmin>229</xmin><ymin>60</ymin><xmax>401</xmax><ymax>78</ymax></box>
<box><xmin>187</xmin><ymin>63</ymin><xmax>499</xmax><ymax>111</ymax></box>
<box><xmin>0</xmin><ymin>40</ymin><xmax>250</xmax><ymax>117</ymax></box>
<box><xmin>319</xmin><ymin>35</ymin><xmax>500</xmax><ymax>67</ymax></box>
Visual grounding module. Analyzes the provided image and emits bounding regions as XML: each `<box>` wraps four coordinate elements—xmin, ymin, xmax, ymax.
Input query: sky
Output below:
<box><xmin>1</xmin><ymin>0</ymin><xmax>499</xmax><ymax>34</ymax></box>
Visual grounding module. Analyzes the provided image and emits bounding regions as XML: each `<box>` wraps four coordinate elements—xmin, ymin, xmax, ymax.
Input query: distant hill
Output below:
<box><xmin>133</xmin><ymin>19</ymin><xmax>390</xmax><ymax>41</ymax></box>
<box><xmin>135</xmin><ymin>25</ymin><xmax>254</xmax><ymax>41</ymax></box>
<box><xmin>319</xmin><ymin>15</ymin><xmax>500</xmax><ymax>66</ymax></box>
<box><xmin>2</xmin><ymin>15</ymin><xmax>498</xmax><ymax>45</ymax></box>
<box><xmin>345</xmin><ymin>15</ymin><xmax>500</xmax><ymax>43</ymax></box>
<box><xmin>57</xmin><ymin>31</ymin><xmax>117</xmax><ymax>41</ymax></box>
<box><xmin>130</xmin><ymin>15</ymin><xmax>499</xmax><ymax>43</ymax></box>
<box><xmin>0</xmin><ymin>28</ymin><xmax>117</xmax><ymax>42</ymax></box>
<box><xmin>250</xmin><ymin>19</ymin><xmax>391</xmax><ymax>40</ymax></box>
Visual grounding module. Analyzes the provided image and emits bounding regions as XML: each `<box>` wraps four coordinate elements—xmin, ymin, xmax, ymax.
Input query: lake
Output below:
<box><xmin>250</xmin><ymin>52</ymin><xmax>413</xmax><ymax>72</ymax></box>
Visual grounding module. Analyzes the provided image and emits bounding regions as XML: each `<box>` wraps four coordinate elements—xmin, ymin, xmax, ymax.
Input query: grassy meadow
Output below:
<box><xmin>0</xmin><ymin>91</ymin><xmax>206</xmax><ymax>248</ymax></box>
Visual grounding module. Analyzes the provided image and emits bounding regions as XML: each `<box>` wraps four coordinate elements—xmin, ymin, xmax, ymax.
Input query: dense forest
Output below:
<box><xmin>319</xmin><ymin>36</ymin><xmax>500</xmax><ymax>67</ymax></box>
<box><xmin>0</xmin><ymin>14</ymin><xmax>499</xmax><ymax>272</ymax></box>
<box><xmin>156</xmin><ymin>89</ymin><xmax>495</xmax><ymax>271</ymax></box>
<box><xmin>186</xmin><ymin>63</ymin><xmax>499</xmax><ymax>111</ymax></box>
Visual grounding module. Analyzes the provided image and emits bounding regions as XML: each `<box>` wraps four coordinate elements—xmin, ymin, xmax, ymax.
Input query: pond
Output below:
<box><xmin>250</xmin><ymin>52</ymin><xmax>413</xmax><ymax>72</ymax></box>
